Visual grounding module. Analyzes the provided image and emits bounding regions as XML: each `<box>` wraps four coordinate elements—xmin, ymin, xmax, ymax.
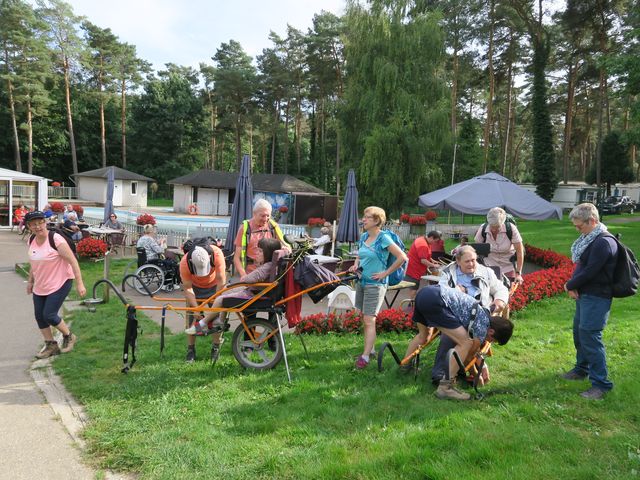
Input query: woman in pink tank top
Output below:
<box><xmin>25</xmin><ymin>211</ymin><xmax>86</xmax><ymax>359</ymax></box>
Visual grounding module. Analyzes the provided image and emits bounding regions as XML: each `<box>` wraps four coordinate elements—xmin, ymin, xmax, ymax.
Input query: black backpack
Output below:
<box><xmin>480</xmin><ymin>215</ymin><xmax>516</xmax><ymax>242</ymax></box>
<box><xmin>29</xmin><ymin>229</ymin><xmax>76</xmax><ymax>254</ymax></box>
<box><xmin>182</xmin><ymin>237</ymin><xmax>217</xmax><ymax>275</ymax></box>
<box><xmin>602</xmin><ymin>234</ymin><xmax>640</xmax><ymax>298</ymax></box>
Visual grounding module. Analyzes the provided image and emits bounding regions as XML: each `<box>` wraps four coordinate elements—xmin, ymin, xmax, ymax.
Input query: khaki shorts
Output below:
<box><xmin>355</xmin><ymin>283</ymin><xmax>387</xmax><ymax>316</ymax></box>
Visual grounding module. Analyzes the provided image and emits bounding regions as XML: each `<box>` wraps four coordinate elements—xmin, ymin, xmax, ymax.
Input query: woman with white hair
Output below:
<box><xmin>474</xmin><ymin>207</ymin><xmax>524</xmax><ymax>283</ymax></box>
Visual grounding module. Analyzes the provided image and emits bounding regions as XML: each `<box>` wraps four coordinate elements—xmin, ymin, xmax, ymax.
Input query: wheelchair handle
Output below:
<box><xmin>121</xmin><ymin>273</ymin><xmax>154</xmax><ymax>297</ymax></box>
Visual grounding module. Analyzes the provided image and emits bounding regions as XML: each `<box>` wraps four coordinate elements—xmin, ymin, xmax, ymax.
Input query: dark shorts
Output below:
<box><xmin>412</xmin><ymin>285</ymin><xmax>460</xmax><ymax>330</ymax></box>
<box><xmin>192</xmin><ymin>284</ymin><xmax>217</xmax><ymax>303</ymax></box>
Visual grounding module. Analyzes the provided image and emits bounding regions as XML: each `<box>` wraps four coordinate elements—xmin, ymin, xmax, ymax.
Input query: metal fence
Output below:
<box><xmin>48</xmin><ymin>186</ymin><xmax>77</xmax><ymax>199</ymax></box>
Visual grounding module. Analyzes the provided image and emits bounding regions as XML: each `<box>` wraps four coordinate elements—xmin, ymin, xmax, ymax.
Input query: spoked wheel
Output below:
<box><xmin>231</xmin><ymin>317</ymin><xmax>283</xmax><ymax>370</ymax></box>
<box><xmin>123</xmin><ymin>260</ymin><xmax>139</xmax><ymax>290</ymax></box>
<box><xmin>134</xmin><ymin>264</ymin><xmax>164</xmax><ymax>295</ymax></box>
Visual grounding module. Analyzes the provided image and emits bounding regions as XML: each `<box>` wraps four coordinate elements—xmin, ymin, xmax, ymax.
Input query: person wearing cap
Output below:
<box><xmin>180</xmin><ymin>244</ymin><xmax>226</xmax><ymax>363</ymax></box>
<box><xmin>184</xmin><ymin>238</ymin><xmax>283</xmax><ymax>339</ymax></box>
<box><xmin>25</xmin><ymin>211</ymin><xmax>86</xmax><ymax>359</ymax></box>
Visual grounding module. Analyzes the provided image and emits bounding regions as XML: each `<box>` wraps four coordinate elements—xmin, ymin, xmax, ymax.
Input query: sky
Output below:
<box><xmin>64</xmin><ymin>0</ymin><xmax>345</xmax><ymax>72</ymax></box>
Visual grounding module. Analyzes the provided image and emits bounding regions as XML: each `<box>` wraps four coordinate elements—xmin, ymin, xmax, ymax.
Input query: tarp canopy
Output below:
<box><xmin>418</xmin><ymin>172</ymin><xmax>562</xmax><ymax>220</ymax></box>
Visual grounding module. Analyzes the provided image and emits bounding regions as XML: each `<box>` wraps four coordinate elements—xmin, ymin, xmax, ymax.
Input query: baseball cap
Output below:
<box><xmin>190</xmin><ymin>246</ymin><xmax>211</xmax><ymax>276</ymax></box>
<box><xmin>24</xmin><ymin>211</ymin><xmax>46</xmax><ymax>223</ymax></box>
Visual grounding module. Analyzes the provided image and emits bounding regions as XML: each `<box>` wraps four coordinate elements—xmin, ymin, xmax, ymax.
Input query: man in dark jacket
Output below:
<box><xmin>563</xmin><ymin>203</ymin><xmax>618</xmax><ymax>400</ymax></box>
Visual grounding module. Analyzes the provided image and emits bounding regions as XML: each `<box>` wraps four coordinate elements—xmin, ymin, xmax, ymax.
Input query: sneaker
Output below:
<box><xmin>207</xmin><ymin>319</ymin><xmax>225</xmax><ymax>334</ymax></box>
<box><xmin>60</xmin><ymin>333</ymin><xmax>77</xmax><ymax>353</ymax></box>
<box><xmin>185</xmin><ymin>323</ymin><xmax>207</xmax><ymax>336</ymax></box>
<box><xmin>185</xmin><ymin>347</ymin><xmax>196</xmax><ymax>363</ymax></box>
<box><xmin>435</xmin><ymin>379</ymin><xmax>471</xmax><ymax>401</ymax></box>
<box><xmin>561</xmin><ymin>370</ymin><xmax>587</xmax><ymax>381</ymax></box>
<box><xmin>580</xmin><ymin>386</ymin><xmax>606</xmax><ymax>400</ymax></box>
<box><xmin>36</xmin><ymin>341</ymin><xmax>60</xmax><ymax>359</ymax></box>
<box><xmin>399</xmin><ymin>358</ymin><xmax>416</xmax><ymax>374</ymax></box>
<box><xmin>355</xmin><ymin>355</ymin><xmax>369</xmax><ymax>369</ymax></box>
<box><xmin>210</xmin><ymin>340</ymin><xmax>223</xmax><ymax>364</ymax></box>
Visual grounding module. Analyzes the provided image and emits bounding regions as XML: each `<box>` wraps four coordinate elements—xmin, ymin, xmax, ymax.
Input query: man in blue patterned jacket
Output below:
<box><xmin>410</xmin><ymin>284</ymin><xmax>514</xmax><ymax>400</ymax></box>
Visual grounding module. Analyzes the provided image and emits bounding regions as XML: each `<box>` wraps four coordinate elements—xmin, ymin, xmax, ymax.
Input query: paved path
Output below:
<box><xmin>0</xmin><ymin>230</ymin><xmax>106</xmax><ymax>480</ymax></box>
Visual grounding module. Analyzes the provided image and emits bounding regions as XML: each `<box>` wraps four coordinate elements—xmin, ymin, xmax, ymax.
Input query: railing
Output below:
<box><xmin>48</xmin><ymin>186</ymin><xmax>78</xmax><ymax>199</ymax></box>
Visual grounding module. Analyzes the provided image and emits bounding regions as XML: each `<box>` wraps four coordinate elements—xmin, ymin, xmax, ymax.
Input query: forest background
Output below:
<box><xmin>1</xmin><ymin>0</ymin><xmax>639</xmax><ymax>212</ymax></box>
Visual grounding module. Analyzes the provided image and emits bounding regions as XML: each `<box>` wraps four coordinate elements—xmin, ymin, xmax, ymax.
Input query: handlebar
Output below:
<box><xmin>92</xmin><ymin>278</ymin><xmax>128</xmax><ymax>305</ymax></box>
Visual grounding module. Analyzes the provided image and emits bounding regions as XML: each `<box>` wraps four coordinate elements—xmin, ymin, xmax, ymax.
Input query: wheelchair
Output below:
<box><xmin>130</xmin><ymin>247</ymin><xmax>181</xmax><ymax>295</ymax></box>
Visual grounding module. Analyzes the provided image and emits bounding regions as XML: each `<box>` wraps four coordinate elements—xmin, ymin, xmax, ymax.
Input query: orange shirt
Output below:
<box><xmin>179</xmin><ymin>246</ymin><xmax>225</xmax><ymax>289</ymax></box>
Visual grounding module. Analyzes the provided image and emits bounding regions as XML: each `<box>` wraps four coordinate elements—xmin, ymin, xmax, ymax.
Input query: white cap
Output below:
<box><xmin>190</xmin><ymin>246</ymin><xmax>211</xmax><ymax>276</ymax></box>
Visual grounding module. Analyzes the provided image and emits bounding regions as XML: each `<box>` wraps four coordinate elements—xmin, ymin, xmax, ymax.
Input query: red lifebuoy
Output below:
<box><xmin>188</xmin><ymin>204</ymin><xmax>199</xmax><ymax>215</ymax></box>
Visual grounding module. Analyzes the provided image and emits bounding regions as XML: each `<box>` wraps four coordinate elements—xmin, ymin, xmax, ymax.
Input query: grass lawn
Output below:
<box><xmin>51</xmin><ymin>219</ymin><xmax>640</xmax><ymax>479</ymax></box>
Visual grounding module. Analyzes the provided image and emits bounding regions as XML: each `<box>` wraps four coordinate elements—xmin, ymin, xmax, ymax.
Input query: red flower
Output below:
<box><xmin>400</xmin><ymin>214</ymin><xmax>410</xmax><ymax>224</ymax></box>
<box><xmin>408</xmin><ymin>215</ymin><xmax>426</xmax><ymax>226</ymax></box>
<box><xmin>51</xmin><ymin>181</ymin><xmax>61</xmax><ymax>187</ymax></box>
<box><xmin>307</xmin><ymin>217</ymin><xmax>326</xmax><ymax>227</ymax></box>
<box><xmin>50</xmin><ymin>202</ymin><xmax>65</xmax><ymax>213</ymax></box>
<box><xmin>136</xmin><ymin>213</ymin><xmax>156</xmax><ymax>226</ymax></box>
<box><xmin>279</xmin><ymin>205</ymin><xmax>289</xmax><ymax>213</ymax></box>
<box><xmin>76</xmin><ymin>238</ymin><xmax>108</xmax><ymax>259</ymax></box>
<box><xmin>424</xmin><ymin>210</ymin><xmax>437</xmax><ymax>221</ymax></box>
<box><xmin>72</xmin><ymin>204</ymin><xmax>84</xmax><ymax>216</ymax></box>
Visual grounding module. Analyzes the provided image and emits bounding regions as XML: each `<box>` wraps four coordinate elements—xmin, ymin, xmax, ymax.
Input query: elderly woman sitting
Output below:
<box><xmin>136</xmin><ymin>224</ymin><xmax>179</xmax><ymax>279</ymax></box>
<box><xmin>474</xmin><ymin>207</ymin><xmax>524</xmax><ymax>284</ymax></box>
<box><xmin>63</xmin><ymin>212</ymin><xmax>83</xmax><ymax>241</ymax></box>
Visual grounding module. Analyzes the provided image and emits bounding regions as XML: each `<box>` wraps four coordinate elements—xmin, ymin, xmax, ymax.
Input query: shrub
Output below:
<box><xmin>295</xmin><ymin>308</ymin><xmax>415</xmax><ymax>335</ymax></box>
<box><xmin>50</xmin><ymin>202</ymin><xmax>65</xmax><ymax>213</ymax></box>
<box><xmin>72</xmin><ymin>204</ymin><xmax>84</xmax><ymax>216</ymax></box>
<box><xmin>400</xmin><ymin>213</ymin><xmax>410</xmax><ymax>224</ymax></box>
<box><xmin>136</xmin><ymin>213</ymin><xmax>156</xmax><ymax>225</ymax></box>
<box><xmin>76</xmin><ymin>237</ymin><xmax>108</xmax><ymax>259</ymax></box>
<box><xmin>278</xmin><ymin>205</ymin><xmax>289</xmax><ymax>213</ymax></box>
<box><xmin>408</xmin><ymin>215</ymin><xmax>426</xmax><ymax>226</ymax></box>
<box><xmin>307</xmin><ymin>217</ymin><xmax>326</xmax><ymax>227</ymax></box>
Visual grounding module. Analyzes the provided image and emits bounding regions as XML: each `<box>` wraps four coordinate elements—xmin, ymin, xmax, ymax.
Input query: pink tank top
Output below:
<box><xmin>28</xmin><ymin>233</ymin><xmax>74</xmax><ymax>295</ymax></box>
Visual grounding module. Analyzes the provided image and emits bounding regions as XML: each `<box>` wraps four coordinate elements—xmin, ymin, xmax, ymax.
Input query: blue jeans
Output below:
<box><xmin>572</xmin><ymin>294</ymin><xmax>613</xmax><ymax>391</ymax></box>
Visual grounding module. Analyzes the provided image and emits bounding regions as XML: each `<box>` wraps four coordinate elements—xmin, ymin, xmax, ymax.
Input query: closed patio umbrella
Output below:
<box><xmin>224</xmin><ymin>154</ymin><xmax>254</xmax><ymax>252</ymax></box>
<box><xmin>103</xmin><ymin>166</ymin><xmax>115</xmax><ymax>224</ymax></box>
<box><xmin>336</xmin><ymin>169</ymin><xmax>360</xmax><ymax>244</ymax></box>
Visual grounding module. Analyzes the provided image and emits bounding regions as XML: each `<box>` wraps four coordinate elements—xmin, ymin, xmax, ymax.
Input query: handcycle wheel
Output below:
<box><xmin>134</xmin><ymin>264</ymin><xmax>164</xmax><ymax>295</ymax></box>
<box><xmin>231</xmin><ymin>317</ymin><xmax>283</xmax><ymax>370</ymax></box>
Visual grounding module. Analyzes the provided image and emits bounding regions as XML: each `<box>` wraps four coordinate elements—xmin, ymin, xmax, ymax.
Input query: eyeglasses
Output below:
<box><xmin>362</xmin><ymin>215</ymin><xmax>374</xmax><ymax>220</ymax></box>
<box><xmin>110</xmin><ymin>215</ymin><xmax>116</xmax><ymax>218</ymax></box>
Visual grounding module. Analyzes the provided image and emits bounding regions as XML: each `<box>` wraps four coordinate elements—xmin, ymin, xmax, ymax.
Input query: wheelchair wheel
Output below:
<box><xmin>231</xmin><ymin>317</ymin><xmax>283</xmax><ymax>370</ymax></box>
<box><xmin>134</xmin><ymin>264</ymin><xmax>164</xmax><ymax>295</ymax></box>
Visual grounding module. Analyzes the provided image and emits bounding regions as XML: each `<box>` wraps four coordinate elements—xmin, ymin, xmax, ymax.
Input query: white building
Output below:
<box><xmin>0</xmin><ymin>167</ymin><xmax>49</xmax><ymax>227</ymax></box>
<box><xmin>519</xmin><ymin>182</ymin><xmax>640</xmax><ymax>211</ymax></box>
<box><xmin>74</xmin><ymin>167</ymin><xmax>154</xmax><ymax>208</ymax></box>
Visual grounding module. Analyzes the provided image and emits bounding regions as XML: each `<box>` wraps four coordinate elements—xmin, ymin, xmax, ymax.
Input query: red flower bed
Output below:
<box><xmin>400</xmin><ymin>214</ymin><xmax>410</xmax><ymax>224</ymax></box>
<box><xmin>307</xmin><ymin>217</ymin><xmax>326</xmax><ymax>227</ymax></box>
<box><xmin>136</xmin><ymin>213</ymin><xmax>156</xmax><ymax>225</ymax></box>
<box><xmin>296</xmin><ymin>243</ymin><xmax>576</xmax><ymax>335</ymax></box>
<box><xmin>50</xmin><ymin>202</ymin><xmax>65</xmax><ymax>213</ymax></box>
<box><xmin>508</xmin><ymin>244</ymin><xmax>574</xmax><ymax>313</ymax></box>
<box><xmin>76</xmin><ymin>237</ymin><xmax>108</xmax><ymax>259</ymax></box>
<box><xmin>408</xmin><ymin>215</ymin><xmax>426</xmax><ymax>226</ymax></box>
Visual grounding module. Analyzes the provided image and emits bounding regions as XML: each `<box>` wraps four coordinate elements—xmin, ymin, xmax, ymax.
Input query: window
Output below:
<box><xmin>131</xmin><ymin>181</ymin><xmax>138</xmax><ymax>195</ymax></box>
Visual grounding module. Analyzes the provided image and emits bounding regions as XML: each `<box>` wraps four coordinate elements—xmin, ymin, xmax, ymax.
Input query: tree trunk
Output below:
<box><xmin>482</xmin><ymin>0</ymin><xmax>496</xmax><ymax>174</ymax></box>
<box><xmin>235</xmin><ymin>114</ymin><xmax>242</xmax><ymax>171</ymax></box>
<box><xmin>6</xmin><ymin>77</ymin><xmax>21</xmax><ymax>172</ymax></box>
<box><xmin>121</xmin><ymin>78</ymin><xmax>127</xmax><ymax>168</ymax></box>
<box><xmin>210</xmin><ymin>99</ymin><xmax>217</xmax><ymax>170</ymax></box>
<box><xmin>295</xmin><ymin>95</ymin><xmax>302</xmax><ymax>174</ymax></box>
<box><xmin>270</xmin><ymin>100</ymin><xmax>279</xmax><ymax>174</ymax></box>
<box><xmin>100</xmin><ymin>96</ymin><xmax>106</xmax><ymax>168</ymax></box>
<box><xmin>562</xmin><ymin>60</ymin><xmax>578</xmax><ymax>184</ymax></box>
<box><xmin>501</xmin><ymin>33</ymin><xmax>514</xmax><ymax>177</ymax></box>
<box><xmin>27</xmin><ymin>100</ymin><xmax>33</xmax><ymax>174</ymax></box>
<box><xmin>335</xmin><ymin>128</ymin><xmax>341</xmax><ymax>197</ymax></box>
<box><xmin>63</xmin><ymin>55</ymin><xmax>78</xmax><ymax>175</ymax></box>
<box><xmin>283</xmin><ymin>99</ymin><xmax>291</xmax><ymax>174</ymax></box>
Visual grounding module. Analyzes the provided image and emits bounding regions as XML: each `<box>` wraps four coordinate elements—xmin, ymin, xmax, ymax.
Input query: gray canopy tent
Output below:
<box><xmin>418</xmin><ymin>172</ymin><xmax>562</xmax><ymax>220</ymax></box>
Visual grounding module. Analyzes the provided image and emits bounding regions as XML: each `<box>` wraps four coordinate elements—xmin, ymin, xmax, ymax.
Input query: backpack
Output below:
<box><xmin>361</xmin><ymin>230</ymin><xmax>407</xmax><ymax>286</ymax></box>
<box><xmin>29</xmin><ymin>229</ymin><xmax>76</xmax><ymax>254</ymax></box>
<box><xmin>182</xmin><ymin>237</ymin><xmax>216</xmax><ymax>275</ymax></box>
<box><xmin>480</xmin><ymin>215</ymin><xmax>516</xmax><ymax>242</ymax></box>
<box><xmin>294</xmin><ymin>256</ymin><xmax>340</xmax><ymax>303</ymax></box>
<box><xmin>601</xmin><ymin>234</ymin><xmax>640</xmax><ymax>298</ymax></box>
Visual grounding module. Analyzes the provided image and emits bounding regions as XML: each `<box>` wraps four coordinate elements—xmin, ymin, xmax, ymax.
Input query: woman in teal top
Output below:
<box><xmin>350</xmin><ymin>206</ymin><xmax>407</xmax><ymax>369</ymax></box>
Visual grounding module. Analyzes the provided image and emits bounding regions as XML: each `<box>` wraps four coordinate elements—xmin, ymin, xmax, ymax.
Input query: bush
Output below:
<box><xmin>50</xmin><ymin>202</ymin><xmax>65</xmax><ymax>213</ymax></box>
<box><xmin>76</xmin><ymin>237</ymin><xmax>108</xmax><ymax>259</ymax></box>
<box><xmin>295</xmin><ymin>308</ymin><xmax>415</xmax><ymax>335</ymax></box>
<box><xmin>408</xmin><ymin>215</ymin><xmax>426</xmax><ymax>226</ymax></box>
<box><xmin>278</xmin><ymin>205</ymin><xmax>289</xmax><ymax>213</ymax></box>
<box><xmin>136</xmin><ymin>213</ymin><xmax>156</xmax><ymax>226</ymax></box>
<box><xmin>400</xmin><ymin>213</ymin><xmax>410</xmax><ymax>224</ymax></box>
<box><xmin>424</xmin><ymin>210</ymin><xmax>437</xmax><ymax>221</ymax></box>
<box><xmin>72</xmin><ymin>204</ymin><xmax>84</xmax><ymax>216</ymax></box>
